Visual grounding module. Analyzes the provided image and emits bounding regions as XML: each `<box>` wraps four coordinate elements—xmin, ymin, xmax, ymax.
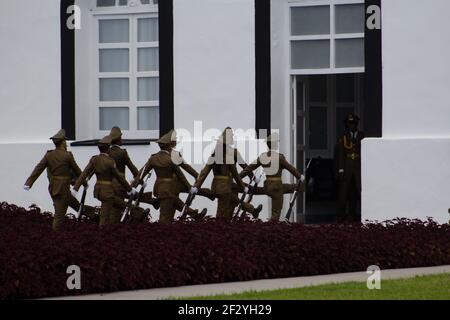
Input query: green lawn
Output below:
<box><xmin>185</xmin><ymin>274</ymin><xmax>450</xmax><ymax>300</ymax></box>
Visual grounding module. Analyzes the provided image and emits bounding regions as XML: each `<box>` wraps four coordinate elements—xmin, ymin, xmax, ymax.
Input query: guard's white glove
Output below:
<box><xmin>300</xmin><ymin>175</ymin><xmax>306</xmax><ymax>183</ymax></box>
<box><xmin>339</xmin><ymin>169</ymin><xmax>345</xmax><ymax>174</ymax></box>
<box><xmin>24</xmin><ymin>185</ymin><xmax>31</xmax><ymax>191</ymax></box>
<box><xmin>254</xmin><ymin>175</ymin><xmax>261</xmax><ymax>184</ymax></box>
<box><xmin>244</xmin><ymin>187</ymin><xmax>250</xmax><ymax>194</ymax></box>
<box><xmin>128</xmin><ymin>188</ymin><xmax>138</xmax><ymax>197</ymax></box>
<box><xmin>71</xmin><ymin>187</ymin><xmax>79</xmax><ymax>198</ymax></box>
<box><xmin>190</xmin><ymin>187</ymin><xmax>198</xmax><ymax>195</ymax></box>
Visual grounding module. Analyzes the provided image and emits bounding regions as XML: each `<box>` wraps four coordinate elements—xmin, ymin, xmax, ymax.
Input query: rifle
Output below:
<box><xmin>234</xmin><ymin>170</ymin><xmax>263</xmax><ymax>219</ymax></box>
<box><xmin>180</xmin><ymin>192</ymin><xmax>196</xmax><ymax>221</ymax></box>
<box><xmin>285</xmin><ymin>158</ymin><xmax>313</xmax><ymax>222</ymax></box>
<box><xmin>75</xmin><ymin>172</ymin><xmax>94</xmax><ymax>220</ymax></box>
<box><xmin>75</xmin><ymin>186</ymin><xmax>88</xmax><ymax>220</ymax></box>
<box><xmin>121</xmin><ymin>166</ymin><xmax>152</xmax><ymax>223</ymax></box>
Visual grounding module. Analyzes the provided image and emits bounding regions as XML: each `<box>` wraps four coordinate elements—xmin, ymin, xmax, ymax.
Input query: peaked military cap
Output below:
<box><xmin>158</xmin><ymin>130</ymin><xmax>177</xmax><ymax>145</ymax></box>
<box><xmin>344</xmin><ymin>114</ymin><xmax>360</xmax><ymax>124</ymax></box>
<box><xmin>98</xmin><ymin>135</ymin><xmax>112</xmax><ymax>146</ymax></box>
<box><xmin>265</xmin><ymin>132</ymin><xmax>280</xmax><ymax>144</ymax></box>
<box><xmin>217</xmin><ymin>127</ymin><xmax>234</xmax><ymax>145</ymax></box>
<box><xmin>110</xmin><ymin>127</ymin><xmax>122</xmax><ymax>141</ymax></box>
<box><xmin>50</xmin><ymin>129</ymin><xmax>66</xmax><ymax>141</ymax></box>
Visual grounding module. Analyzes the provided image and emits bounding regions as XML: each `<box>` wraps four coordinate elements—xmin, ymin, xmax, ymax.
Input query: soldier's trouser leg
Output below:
<box><xmin>216</xmin><ymin>194</ymin><xmax>232</xmax><ymax>220</ymax></box>
<box><xmin>198</xmin><ymin>188</ymin><xmax>215</xmax><ymax>200</ymax></box>
<box><xmin>348</xmin><ymin>177</ymin><xmax>359</xmax><ymax>221</ymax></box>
<box><xmin>139</xmin><ymin>192</ymin><xmax>160</xmax><ymax>209</ymax></box>
<box><xmin>66</xmin><ymin>195</ymin><xmax>96</xmax><ymax>220</ymax></box>
<box><xmin>338</xmin><ymin>178</ymin><xmax>350</xmax><ymax>222</ymax></box>
<box><xmin>108</xmin><ymin>195</ymin><xmax>127</xmax><ymax>225</ymax></box>
<box><xmin>52</xmin><ymin>196</ymin><xmax>69</xmax><ymax>231</ymax></box>
<box><xmin>232</xmin><ymin>189</ymin><xmax>256</xmax><ymax>216</ymax></box>
<box><xmin>159</xmin><ymin>198</ymin><xmax>176</xmax><ymax>223</ymax></box>
<box><xmin>99</xmin><ymin>200</ymin><xmax>114</xmax><ymax>227</ymax></box>
<box><xmin>269</xmin><ymin>192</ymin><xmax>284</xmax><ymax>221</ymax></box>
<box><xmin>174</xmin><ymin>197</ymin><xmax>198</xmax><ymax>218</ymax></box>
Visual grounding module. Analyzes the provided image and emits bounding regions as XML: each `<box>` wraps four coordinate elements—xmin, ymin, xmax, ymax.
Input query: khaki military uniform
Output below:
<box><xmin>170</xmin><ymin>150</ymin><xmax>214</xmax><ymax>216</ymax></box>
<box><xmin>109</xmin><ymin>145</ymin><xmax>150</xmax><ymax>224</ymax></box>
<box><xmin>25</xmin><ymin>146</ymin><xmax>94</xmax><ymax>230</ymax></box>
<box><xmin>195</xmin><ymin>144</ymin><xmax>259</xmax><ymax>221</ymax></box>
<box><xmin>140</xmin><ymin>150</ymin><xmax>192</xmax><ymax>223</ymax></box>
<box><xmin>74</xmin><ymin>153</ymin><xmax>132</xmax><ymax>226</ymax></box>
<box><xmin>240</xmin><ymin>151</ymin><xmax>302</xmax><ymax>220</ymax></box>
<box><xmin>337</xmin><ymin>131</ymin><xmax>364</xmax><ymax>222</ymax></box>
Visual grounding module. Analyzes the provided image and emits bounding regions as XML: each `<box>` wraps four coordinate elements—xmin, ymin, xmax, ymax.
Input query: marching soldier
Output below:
<box><xmin>337</xmin><ymin>114</ymin><xmax>364</xmax><ymax>223</ymax></box>
<box><xmin>109</xmin><ymin>127</ymin><xmax>159</xmax><ymax>223</ymax></box>
<box><xmin>192</xmin><ymin>127</ymin><xmax>263</xmax><ymax>221</ymax></box>
<box><xmin>24</xmin><ymin>129</ymin><xmax>95</xmax><ymax>230</ymax></box>
<box><xmin>165</xmin><ymin>130</ymin><xmax>215</xmax><ymax>219</ymax></box>
<box><xmin>240</xmin><ymin>133</ymin><xmax>305</xmax><ymax>221</ymax></box>
<box><xmin>137</xmin><ymin>131</ymin><xmax>206</xmax><ymax>223</ymax></box>
<box><xmin>73</xmin><ymin>136</ymin><xmax>140</xmax><ymax>227</ymax></box>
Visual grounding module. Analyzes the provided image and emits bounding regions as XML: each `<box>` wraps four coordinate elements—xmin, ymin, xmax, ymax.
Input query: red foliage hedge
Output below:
<box><xmin>0</xmin><ymin>202</ymin><xmax>449</xmax><ymax>300</ymax></box>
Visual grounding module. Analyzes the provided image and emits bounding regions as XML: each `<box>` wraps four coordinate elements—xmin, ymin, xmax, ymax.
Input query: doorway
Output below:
<box><xmin>293</xmin><ymin>73</ymin><xmax>365</xmax><ymax>224</ymax></box>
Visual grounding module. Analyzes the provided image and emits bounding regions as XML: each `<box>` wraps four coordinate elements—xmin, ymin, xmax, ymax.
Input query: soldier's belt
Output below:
<box><xmin>346</xmin><ymin>153</ymin><xmax>360</xmax><ymax>160</ymax></box>
<box><xmin>97</xmin><ymin>180</ymin><xmax>112</xmax><ymax>185</ymax></box>
<box><xmin>51</xmin><ymin>176</ymin><xmax>71</xmax><ymax>181</ymax></box>
<box><xmin>214</xmin><ymin>175</ymin><xmax>232</xmax><ymax>180</ymax></box>
<box><xmin>158</xmin><ymin>178</ymin><xmax>173</xmax><ymax>182</ymax></box>
<box><xmin>266</xmin><ymin>177</ymin><xmax>282</xmax><ymax>181</ymax></box>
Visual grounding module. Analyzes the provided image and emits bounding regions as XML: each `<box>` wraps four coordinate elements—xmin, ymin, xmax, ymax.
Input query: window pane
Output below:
<box><xmin>99</xmin><ymin>19</ymin><xmax>129</xmax><ymax>43</ymax></box>
<box><xmin>335</xmin><ymin>38</ymin><xmax>364</xmax><ymax>68</ymax></box>
<box><xmin>138</xmin><ymin>77</ymin><xmax>159</xmax><ymax>101</ymax></box>
<box><xmin>97</xmin><ymin>0</ymin><xmax>115</xmax><ymax>7</ymax></box>
<box><xmin>309</xmin><ymin>107</ymin><xmax>328</xmax><ymax>150</ymax></box>
<box><xmin>336</xmin><ymin>74</ymin><xmax>355</xmax><ymax>103</ymax></box>
<box><xmin>99</xmin><ymin>49</ymin><xmax>129</xmax><ymax>72</ymax></box>
<box><xmin>100</xmin><ymin>107</ymin><xmax>129</xmax><ymax>131</ymax></box>
<box><xmin>138</xmin><ymin>107</ymin><xmax>160</xmax><ymax>130</ymax></box>
<box><xmin>291</xmin><ymin>40</ymin><xmax>330</xmax><ymax>69</ymax></box>
<box><xmin>336</xmin><ymin>107</ymin><xmax>355</xmax><ymax>140</ymax></box>
<box><xmin>335</xmin><ymin>4</ymin><xmax>365</xmax><ymax>34</ymax></box>
<box><xmin>138</xmin><ymin>48</ymin><xmax>159</xmax><ymax>72</ymax></box>
<box><xmin>100</xmin><ymin>78</ymin><xmax>129</xmax><ymax>101</ymax></box>
<box><xmin>138</xmin><ymin>18</ymin><xmax>158</xmax><ymax>42</ymax></box>
<box><xmin>309</xmin><ymin>75</ymin><xmax>327</xmax><ymax>103</ymax></box>
<box><xmin>291</xmin><ymin>6</ymin><xmax>330</xmax><ymax>36</ymax></box>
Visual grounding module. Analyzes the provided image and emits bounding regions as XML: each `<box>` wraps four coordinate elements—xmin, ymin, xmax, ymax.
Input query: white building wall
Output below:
<box><xmin>363</xmin><ymin>0</ymin><xmax>450</xmax><ymax>223</ymax></box>
<box><xmin>173</xmin><ymin>0</ymin><xmax>256</xmax><ymax>134</ymax></box>
<box><xmin>0</xmin><ymin>0</ymin><xmax>61</xmax><ymax>143</ymax></box>
<box><xmin>0</xmin><ymin>0</ymin><xmax>269</xmax><ymax>221</ymax></box>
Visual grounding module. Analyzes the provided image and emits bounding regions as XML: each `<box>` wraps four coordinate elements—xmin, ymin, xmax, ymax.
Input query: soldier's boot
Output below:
<box><xmin>138</xmin><ymin>208</ymin><xmax>151</xmax><ymax>223</ymax></box>
<box><xmin>140</xmin><ymin>192</ymin><xmax>160</xmax><ymax>210</ymax></box>
<box><xmin>252</xmin><ymin>204</ymin><xmax>263</xmax><ymax>219</ymax></box>
<box><xmin>191</xmin><ymin>208</ymin><xmax>208</xmax><ymax>221</ymax></box>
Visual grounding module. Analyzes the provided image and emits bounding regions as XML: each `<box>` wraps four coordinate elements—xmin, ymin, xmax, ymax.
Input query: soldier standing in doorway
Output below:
<box><xmin>109</xmin><ymin>127</ymin><xmax>158</xmax><ymax>223</ymax></box>
<box><xmin>73</xmin><ymin>135</ymin><xmax>140</xmax><ymax>227</ymax></box>
<box><xmin>192</xmin><ymin>127</ymin><xmax>263</xmax><ymax>221</ymax></box>
<box><xmin>24</xmin><ymin>129</ymin><xmax>95</xmax><ymax>230</ymax></box>
<box><xmin>240</xmin><ymin>132</ymin><xmax>305</xmax><ymax>221</ymax></box>
<box><xmin>337</xmin><ymin>114</ymin><xmax>364</xmax><ymax>223</ymax></box>
<box><xmin>136</xmin><ymin>131</ymin><xmax>207</xmax><ymax>223</ymax></box>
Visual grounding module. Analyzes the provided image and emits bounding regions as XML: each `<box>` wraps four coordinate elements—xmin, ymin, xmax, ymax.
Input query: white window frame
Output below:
<box><xmin>89</xmin><ymin>1</ymin><xmax>159</xmax><ymax>140</ymax></box>
<box><xmin>288</xmin><ymin>0</ymin><xmax>365</xmax><ymax>75</ymax></box>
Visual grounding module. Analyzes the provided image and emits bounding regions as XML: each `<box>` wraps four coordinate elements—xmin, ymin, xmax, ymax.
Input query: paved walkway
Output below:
<box><xmin>52</xmin><ymin>265</ymin><xmax>450</xmax><ymax>300</ymax></box>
